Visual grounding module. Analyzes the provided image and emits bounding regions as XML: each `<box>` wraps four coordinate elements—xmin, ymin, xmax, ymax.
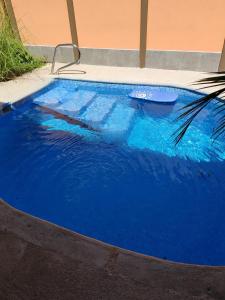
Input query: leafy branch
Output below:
<box><xmin>173</xmin><ymin>73</ymin><xmax>225</xmax><ymax>144</ymax></box>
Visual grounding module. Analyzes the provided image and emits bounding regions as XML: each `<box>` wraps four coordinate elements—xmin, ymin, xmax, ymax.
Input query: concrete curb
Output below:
<box><xmin>26</xmin><ymin>45</ymin><xmax>221</xmax><ymax>72</ymax></box>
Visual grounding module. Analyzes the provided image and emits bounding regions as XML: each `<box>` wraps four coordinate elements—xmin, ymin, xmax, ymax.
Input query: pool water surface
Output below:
<box><xmin>0</xmin><ymin>79</ymin><xmax>224</xmax><ymax>266</ymax></box>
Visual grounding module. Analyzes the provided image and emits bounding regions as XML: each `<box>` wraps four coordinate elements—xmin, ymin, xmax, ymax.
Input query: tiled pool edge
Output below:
<box><xmin>2</xmin><ymin>75</ymin><xmax>214</xmax><ymax>108</ymax></box>
<box><xmin>0</xmin><ymin>198</ymin><xmax>225</xmax><ymax>299</ymax></box>
<box><xmin>1</xmin><ymin>64</ymin><xmax>219</xmax><ymax>105</ymax></box>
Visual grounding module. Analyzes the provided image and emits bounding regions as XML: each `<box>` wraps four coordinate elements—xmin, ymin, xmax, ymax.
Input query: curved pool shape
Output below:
<box><xmin>0</xmin><ymin>79</ymin><xmax>225</xmax><ymax>266</ymax></box>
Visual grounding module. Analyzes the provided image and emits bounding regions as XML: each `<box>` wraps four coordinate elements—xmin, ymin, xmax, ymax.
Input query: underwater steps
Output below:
<box><xmin>32</xmin><ymin>84</ymin><xmax>225</xmax><ymax>162</ymax></box>
<box><xmin>34</xmin><ymin>88</ymin><xmax>136</xmax><ymax>137</ymax></box>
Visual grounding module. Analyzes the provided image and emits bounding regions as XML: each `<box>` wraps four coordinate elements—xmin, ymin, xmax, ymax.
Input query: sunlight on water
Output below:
<box><xmin>128</xmin><ymin>116</ymin><xmax>225</xmax><ymax>162</ymax></box>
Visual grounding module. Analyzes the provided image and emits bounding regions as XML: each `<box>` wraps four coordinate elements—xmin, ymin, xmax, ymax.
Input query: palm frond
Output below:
<box><xmin>173</xmin><ymin>83</ymin><xmax>225</xmax><ymax>145</ymax></box>
<box><xmin>214</xmin><ymin>106</ymin><xmax>225</xmax><ymax>116</ymax></box>
<box><xmin>198</xmin><ymin>82</ymin><xmax>225</xmax><ymax>90</ymax></box>
<box><xmin>212</xmin><ymin>115</ymin><xmax>225</xmax><ymax>140</ymax></box>
<box><xmin>173</xmin><ymin>105</ymin><xmax>208</xmax><ymax>144</ymax></box>
<box><xmin>196</xmin><ymin>73</ymin><xmax>225</xmax><ymax>84</ymax></box>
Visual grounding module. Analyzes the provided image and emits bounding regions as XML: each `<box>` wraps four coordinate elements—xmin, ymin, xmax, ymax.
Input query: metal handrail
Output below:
<box><xmin>51</xmin><ymin>43</ymin><xmax>81</xmax><ymax>75</ymax></box>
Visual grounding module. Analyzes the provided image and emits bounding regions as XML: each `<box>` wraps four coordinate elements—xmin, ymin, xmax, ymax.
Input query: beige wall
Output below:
<box><xmin>75</xmin><ymin>0</ymin><xmax>140</xmax><ymax>49</ymax></box>
<box><xmin>11</xmin><ymin>0</ymin><xmax>71</xmax><ymax>45</ymax></box>
<box><xmin>12</xmin><ymin>0</ymin><xmax>225</xmax><ymax>52</ymax></box>
<box><xmin>148</xmin><ymin>0</ymin><xmax>225</xmax><ymax>52</ymax></box>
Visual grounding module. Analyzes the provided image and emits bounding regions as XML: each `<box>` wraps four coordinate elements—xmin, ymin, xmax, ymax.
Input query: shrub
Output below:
<box><xmin>0</xmin><ymin>8</ymin><xmax>44</xmax><ymax>81</ymax></box>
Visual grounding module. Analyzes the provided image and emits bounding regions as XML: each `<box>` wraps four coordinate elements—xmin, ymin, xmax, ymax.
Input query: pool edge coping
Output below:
<box><xmin>10</xmin><ymin>76</ymin><xmax>212</xmax><ymax>108</ymax></box>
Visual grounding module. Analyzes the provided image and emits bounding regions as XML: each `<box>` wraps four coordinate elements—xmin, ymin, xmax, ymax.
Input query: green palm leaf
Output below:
<box><xmin>174</xmin><ymin>72</ymin><xmax>225</xmax><ymax>144</ymax></box>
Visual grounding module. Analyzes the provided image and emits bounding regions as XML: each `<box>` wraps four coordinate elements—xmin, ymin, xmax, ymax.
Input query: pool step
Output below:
<box><xmin>37</xmin><ymin>90</ymin><xmax>136</xmax><ymax>139</ymax></box>
<box><xmin>128</xmin><ymin>117</ymin><xmax>157</xmax><ymax>152</ymax></box>
<box><xmin>79</xmin><ymin>96</ymin><xmax>116</xmax><ymax>125</ymax></box>
<box><xmin>33</xmin><ymin>87</ymin><xmax>74</xmax><ymax>107</ymax></box>
<box><xmin>56</xmin><ymin>90</ymin><xmax>96</xmax><ymax>117</ymax></box>
<box><xmin>103</xmin><ymin>103</ymin><xmax>136</xmax><ymax>134</ymax></box>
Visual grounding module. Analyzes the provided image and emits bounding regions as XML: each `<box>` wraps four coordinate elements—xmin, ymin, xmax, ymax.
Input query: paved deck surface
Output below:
<box><xmin>0</xmin><ymin>63</ymin><xmax>216</xmax><ymax>104</ymax></box>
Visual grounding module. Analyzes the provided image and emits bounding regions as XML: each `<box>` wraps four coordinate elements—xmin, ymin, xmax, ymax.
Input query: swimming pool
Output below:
<box><xmin>0</xmin><ymin>79</ymin><xmax>225</xmax><ymax>266</ymax></box>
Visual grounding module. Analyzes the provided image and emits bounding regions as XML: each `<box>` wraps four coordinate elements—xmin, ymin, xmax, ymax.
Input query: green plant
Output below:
<box><xmin>0</xmin><ymin>8</ymin><xmax>44</xmax><ymax>81</ymax></box>
<box><xmin>173</xmin><ymin>73</ymin><xmax>225</xmax><ymax>144</ymax></box>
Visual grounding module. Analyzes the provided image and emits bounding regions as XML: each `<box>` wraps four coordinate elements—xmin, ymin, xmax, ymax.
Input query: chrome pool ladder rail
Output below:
<box><xmin>51</xmin><ymin>43</ymin><xmax>81</xmax><ymax>75</ymax></box>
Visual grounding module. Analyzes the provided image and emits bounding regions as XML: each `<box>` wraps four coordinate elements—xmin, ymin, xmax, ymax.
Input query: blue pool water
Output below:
<box><xmin>0</xmin><ymin>79</ymin><xmax>225</xmax><ymax>266</ymax></box>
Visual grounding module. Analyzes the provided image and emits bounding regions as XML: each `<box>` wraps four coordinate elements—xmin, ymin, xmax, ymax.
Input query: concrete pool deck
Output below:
<box><xmin>0</xmin><ymin>63</ymin><xmax>219</xmax><ymax>104</ymax></box>
<box><xmin>0</xmin><ymin>65</ymin><xmax>225</xmax><ymax>299</ymax></box>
